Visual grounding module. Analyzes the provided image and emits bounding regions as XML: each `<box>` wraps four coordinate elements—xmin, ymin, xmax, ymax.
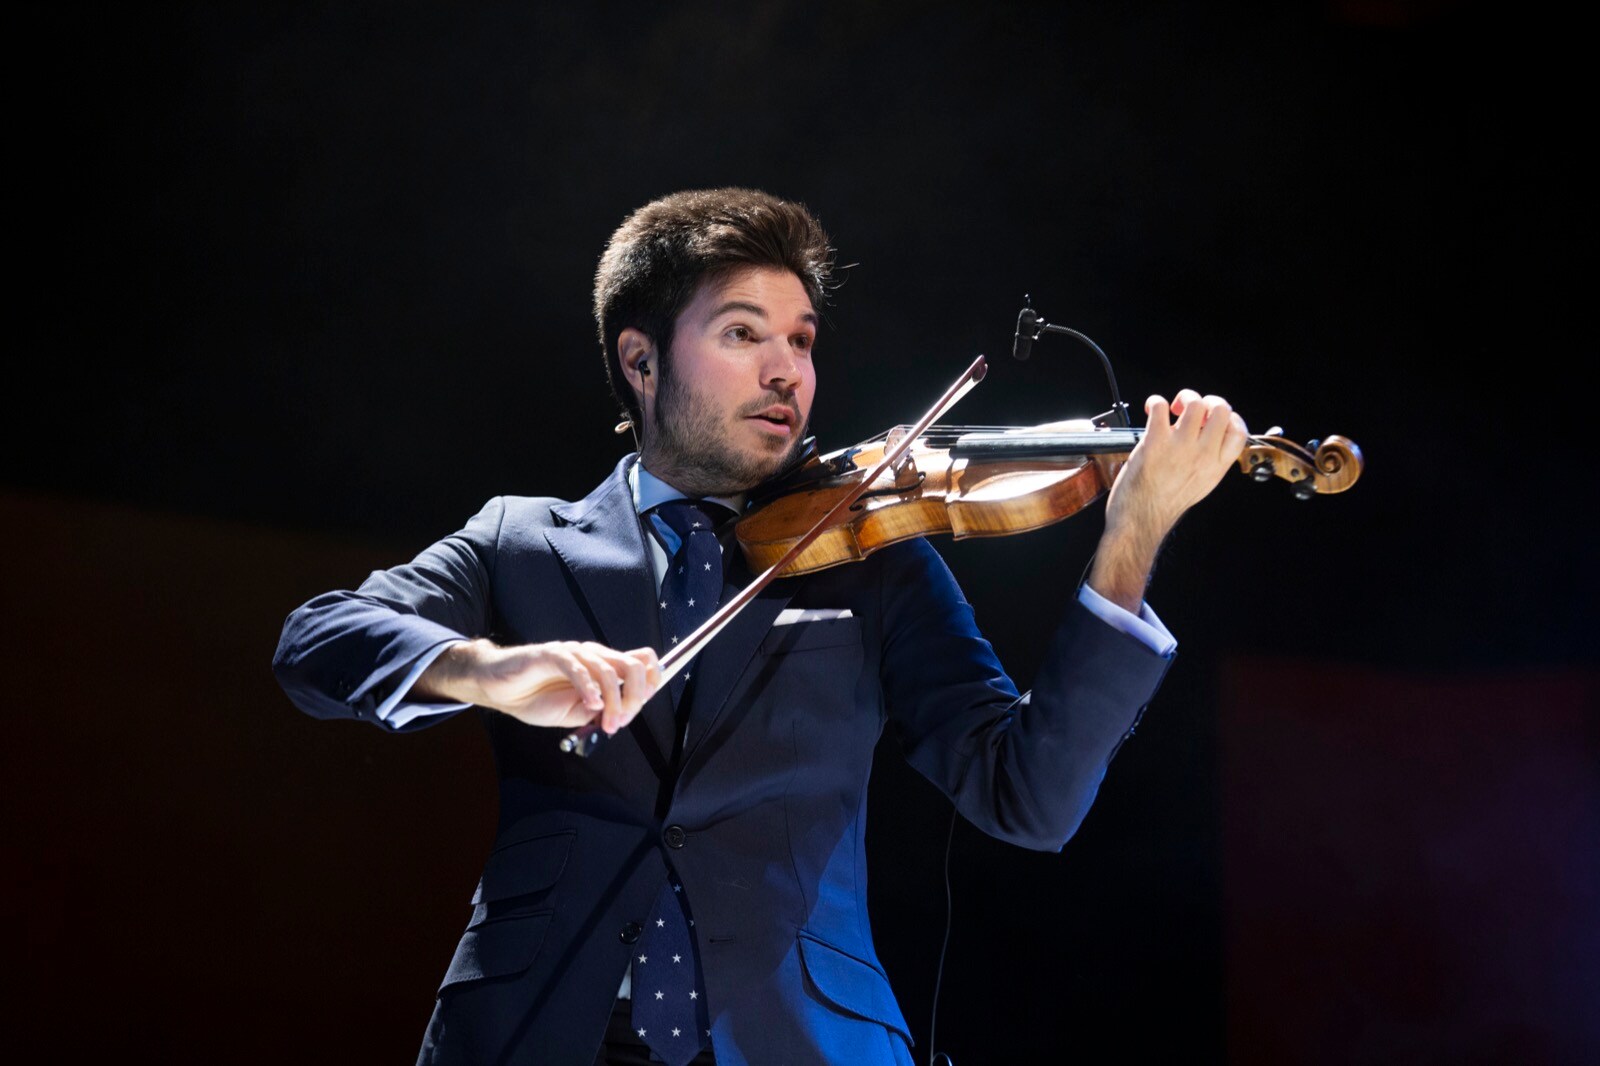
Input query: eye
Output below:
<box><xmin>792</xmin><ymin>332</ymin><xmax>814</xmax><ymax>352</ymax></box>
<box><xmin>725</xmin><ymin>324</ymin><xmax>753</xmax><ymax>343</ymax></box>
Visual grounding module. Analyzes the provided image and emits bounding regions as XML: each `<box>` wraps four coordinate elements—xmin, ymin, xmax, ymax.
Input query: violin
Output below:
<box><xmin>736</xmin><ymin>420</ymin><xmax>1363</xmax><ymax>578</ymax></box>
<box><xmin>561</xmin><ymin>354</ymin><xmax>1363</xmax><ymax>755</ymax></box>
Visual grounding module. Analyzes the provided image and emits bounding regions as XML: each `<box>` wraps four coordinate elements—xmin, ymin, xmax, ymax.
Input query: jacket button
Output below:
<box><xmin>619</xmin><ymin>922</ymin><xmax>642</xmax><ymax>944</ymax></box>
<box><xmin>663</xmin><ymin>825</ymin><xmax>687</xmax><ymax>849</ymax></box>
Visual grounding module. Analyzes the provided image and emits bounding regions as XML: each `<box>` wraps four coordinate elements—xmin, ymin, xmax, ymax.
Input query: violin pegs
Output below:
<box><xmin>1291</xmin><ymin>477</ymin><xmax>1317</xmax><ymax>500</ymax></box>
<box><xmin>1249</xmin><ymin>454</ymin><xmax>1276</xmax><ymax>483</ymax></box>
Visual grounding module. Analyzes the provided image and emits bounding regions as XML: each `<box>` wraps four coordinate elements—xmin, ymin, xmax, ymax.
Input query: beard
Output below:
<box><xmin>640</xmin><ymin>360</ymin><xmax>809</xmax><ymax>497</ymax></box>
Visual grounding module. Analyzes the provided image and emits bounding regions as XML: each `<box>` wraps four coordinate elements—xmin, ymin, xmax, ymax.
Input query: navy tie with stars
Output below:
<box><xmin>632</xmin><ymin>499</ymin><xmax>725</xmax><ymax>1064</ymax></box>
<box><xmin>631</xmin><ymin>877</ymin><xmax>708</xmax><ymax>1064</ymax></box>
<box><xmin>649</xmin><ymin>499</ymin><xmax>730</xmax><ymax>712</ymax></box>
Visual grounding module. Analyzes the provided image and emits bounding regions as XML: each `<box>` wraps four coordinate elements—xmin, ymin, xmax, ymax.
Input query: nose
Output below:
<box><xmin>760</xmin><ymin>337</ymin><xmax>806</xmax><ymax>393</ymax></box>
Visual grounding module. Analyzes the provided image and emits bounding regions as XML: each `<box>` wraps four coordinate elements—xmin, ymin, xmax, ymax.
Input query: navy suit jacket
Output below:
<box><xmin>272</xmin><ymin>455</ymin><xmax>1173</xmax><ymax>1065</ymax></box>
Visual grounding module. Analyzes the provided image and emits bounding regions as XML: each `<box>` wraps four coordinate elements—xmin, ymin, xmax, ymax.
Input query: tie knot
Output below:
<box><xmin>651</xmin><ymin>499</ymin><xmax>733</xmax><ymax>538</ymax></box>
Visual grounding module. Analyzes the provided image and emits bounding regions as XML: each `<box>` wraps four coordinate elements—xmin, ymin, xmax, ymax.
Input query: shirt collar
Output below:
<box><xmin>629</xmin><ymin>459</ymin><xmax>745</xmax><ymax>518</ymax></box>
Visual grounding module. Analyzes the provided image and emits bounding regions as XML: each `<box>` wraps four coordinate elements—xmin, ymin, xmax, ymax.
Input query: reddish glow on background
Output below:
<box><xmin>1222</xmin><ymin>658</ymin><xmax>1599</xmax><ymax>1062</ymax></box>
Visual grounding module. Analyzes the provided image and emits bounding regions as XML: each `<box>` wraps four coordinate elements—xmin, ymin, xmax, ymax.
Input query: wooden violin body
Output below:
<box><xmin>564</xmin><ymin>351</ymin><xmax>1364</xmax><ymax>756</ymax></box>
<box><xmin>736</xmin><ymin>425</ymin><xmax>1364</xmax><ymax>578</ymax></box>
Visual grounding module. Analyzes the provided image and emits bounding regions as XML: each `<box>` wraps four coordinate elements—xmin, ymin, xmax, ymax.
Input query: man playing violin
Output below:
<box><xmin>273</xmin><ymin>187</ymin><xmax>1248</xmax><ymax>1066</ymax></box>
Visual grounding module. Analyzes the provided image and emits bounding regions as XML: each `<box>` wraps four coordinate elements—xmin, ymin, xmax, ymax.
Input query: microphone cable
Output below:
<box><xmin>927</xmin><ymin>796</ymin><xmax>960</xmax><ymax>1066</ymax></box>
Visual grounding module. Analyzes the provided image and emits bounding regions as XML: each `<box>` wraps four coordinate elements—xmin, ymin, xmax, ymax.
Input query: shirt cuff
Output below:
<box><xmin>1076</xmin><ymin>585</ymin><xmax>1177</xmax><ymax>657</ymax></box>
<box><xmin>374</xmin><ymin>641</ymin><xmax>473</xmax><ymax>730</ymax></box>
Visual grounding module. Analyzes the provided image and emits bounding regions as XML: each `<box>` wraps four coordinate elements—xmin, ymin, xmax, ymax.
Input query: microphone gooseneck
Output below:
<box><xmin>1009</xmin><ymin>300</ymin><xmax>1131</xmax><ymax>427</ymax></box>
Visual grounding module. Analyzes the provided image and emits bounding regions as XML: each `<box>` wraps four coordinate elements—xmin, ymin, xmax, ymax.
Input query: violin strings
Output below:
<box><xmin>848</xmin><ymin>426</ymin><xmax>1291</xmax><ymax>452</ymax></box>
<box><xmin>850</xmin><ymin>425</ymin><xmax>1035</xmax><ymax>448</ymax></box>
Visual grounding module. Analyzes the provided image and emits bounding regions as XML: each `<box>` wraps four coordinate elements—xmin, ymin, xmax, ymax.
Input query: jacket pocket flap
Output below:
<box><xmin>440</xmin><ymin>911</ymin><xmax>553</xmax><ymax>991</ymax></box>
<box><xmin>797</xmin><ymin>933</ymin><xmax>912</xmax><ymax>1044</ymax></box>
<box><xmin>760</xmin><ymin>617</ymin><xmax>862</xmax><ymax>655</ymax></box>
<box><xmin>472</xmin><ymin>830</ymin><xmax>574</xmax><ymax>905</ymax></box>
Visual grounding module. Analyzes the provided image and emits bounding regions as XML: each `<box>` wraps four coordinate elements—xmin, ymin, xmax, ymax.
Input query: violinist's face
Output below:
<box><xmin>639</xmin><ymin>266</ymin><xmax>817</xmax><ymax>496</ymax></box>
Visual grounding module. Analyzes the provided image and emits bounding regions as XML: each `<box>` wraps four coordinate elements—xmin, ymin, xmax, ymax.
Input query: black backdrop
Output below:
<box><xmin>9</xmin><ymin>2</ymin><xmax>1595</xmax><ymax>1062</ymax></box>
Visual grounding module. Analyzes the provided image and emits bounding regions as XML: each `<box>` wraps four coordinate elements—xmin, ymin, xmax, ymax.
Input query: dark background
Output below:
<box><xmin>8</xmin><ymin>1</ymin><xmax>1595</xmax><ymax>1062</ymax></box>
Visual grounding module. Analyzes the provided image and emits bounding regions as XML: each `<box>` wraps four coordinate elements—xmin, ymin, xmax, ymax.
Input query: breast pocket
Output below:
<box><xmin>758</xmin><ymin>617</ymin><xmax>865</xmax><ymax>707</ymax></box>
<box><xmin>759</xmin><ymin>616</ymin><xmax>862</xmax><ymax>655</ymax></box>
<box><xmin>753</xmin><ymin>618</ymin><xmax>872</xmax><ymax>751</ymax></box>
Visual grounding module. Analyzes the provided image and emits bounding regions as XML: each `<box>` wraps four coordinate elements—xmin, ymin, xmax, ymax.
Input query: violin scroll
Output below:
<box><xmin>1238</xmin><ymin>433</ymin><xmax>1364</xmax><ymax>498</ymax></box>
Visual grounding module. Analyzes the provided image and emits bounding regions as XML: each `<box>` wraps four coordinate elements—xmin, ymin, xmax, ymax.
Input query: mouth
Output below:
<box><xmin>744</xmin><ymin>405</ymin><xmax>799</xmax><ymax>437</ymax></box>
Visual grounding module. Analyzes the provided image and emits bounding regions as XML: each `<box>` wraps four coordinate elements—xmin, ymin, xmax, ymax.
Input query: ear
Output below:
<box><xmin>617</xmin><ymin>327</ymin><xmax>656</xmax><ymax>411</ymax></box>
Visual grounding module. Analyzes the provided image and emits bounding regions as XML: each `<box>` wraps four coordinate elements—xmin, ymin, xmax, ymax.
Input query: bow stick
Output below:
<box><xmin>560</xmin><ymin>354</ymin><xmax>989</xmax><ymax>755</ymax></box>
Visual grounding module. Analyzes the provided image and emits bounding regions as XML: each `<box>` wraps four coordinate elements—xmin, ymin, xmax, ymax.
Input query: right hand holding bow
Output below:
<box><xmin>415</xmin><ymin>639</ymin><xmax>662</xmax><ymax>734</ymax></box>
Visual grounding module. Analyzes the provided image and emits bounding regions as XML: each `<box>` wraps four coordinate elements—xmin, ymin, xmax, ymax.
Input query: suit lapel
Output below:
<box><xmin>680</xmin><ymin>550</ymin><xmax>797</xmax><ymax>764</ymax></box>
<box><xmin>542</xmin><ymin>457</ymin><xmax>800</xmax><ymax>771</ymax></box>
<box><xmin>544</xmin><ymin>458</ymin><xmax>676</xmax><ymax>767</ymax></box>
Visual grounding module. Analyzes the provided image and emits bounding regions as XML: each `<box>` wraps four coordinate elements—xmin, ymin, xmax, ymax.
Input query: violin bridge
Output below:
<box><xmin>883</xmin><ymin>424</ymin><xmax>921</xmax><ymax>485</ymax></box>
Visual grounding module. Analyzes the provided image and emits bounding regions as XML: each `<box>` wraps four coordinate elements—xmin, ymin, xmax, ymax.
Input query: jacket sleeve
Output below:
<box><xmin>271</xmin><ymin>497</ymin><xmax>506</xmax><ymax>729</ymax></box>
<box><xmin>878</xmin><ymin>537</ymin><xmax>1174</xmax><ymax>851</ymax></box>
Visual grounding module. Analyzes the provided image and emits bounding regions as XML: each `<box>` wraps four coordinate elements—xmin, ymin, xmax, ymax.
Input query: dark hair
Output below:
<box><xmin>593</xmin><ymin>187</ymin><xmax>835</xmax><ymax>430</ymax></box>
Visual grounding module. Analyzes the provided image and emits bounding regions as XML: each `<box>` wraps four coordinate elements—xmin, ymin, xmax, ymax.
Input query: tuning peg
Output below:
<box><xmin>1291</xmin><ymin>477</ymin><xmax>1317</xmax><ymax>500</ymax></box>
<box><xmin>1249</xmin><ymin>454</ymin><xmax>1276</xmax><ymax>483</ymax></box>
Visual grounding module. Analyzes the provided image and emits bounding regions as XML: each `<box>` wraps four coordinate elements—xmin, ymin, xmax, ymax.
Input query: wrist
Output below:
<box><xmin>1086</xmin><ymin>524</ymin><xmax>1164</xmax><ymax>614</ymax></box>
<box><xmin>415</xmin><ymin>639</ymin><xmax>492</xmax><ymax>703</ymax></box>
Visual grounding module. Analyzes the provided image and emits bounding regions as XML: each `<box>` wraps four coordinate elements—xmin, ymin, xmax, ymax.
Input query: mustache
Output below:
<box><xmin>735</xmin><ymin>391</ymin><xmax>803</xmax><ymax>423</ymax></box>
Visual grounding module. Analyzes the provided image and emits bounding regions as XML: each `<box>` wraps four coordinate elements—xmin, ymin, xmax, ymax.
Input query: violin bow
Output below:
<box><xmin>561</xmin><ymin>355</ymin><xmax>989</xmax><ymax>755</ymax></box>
